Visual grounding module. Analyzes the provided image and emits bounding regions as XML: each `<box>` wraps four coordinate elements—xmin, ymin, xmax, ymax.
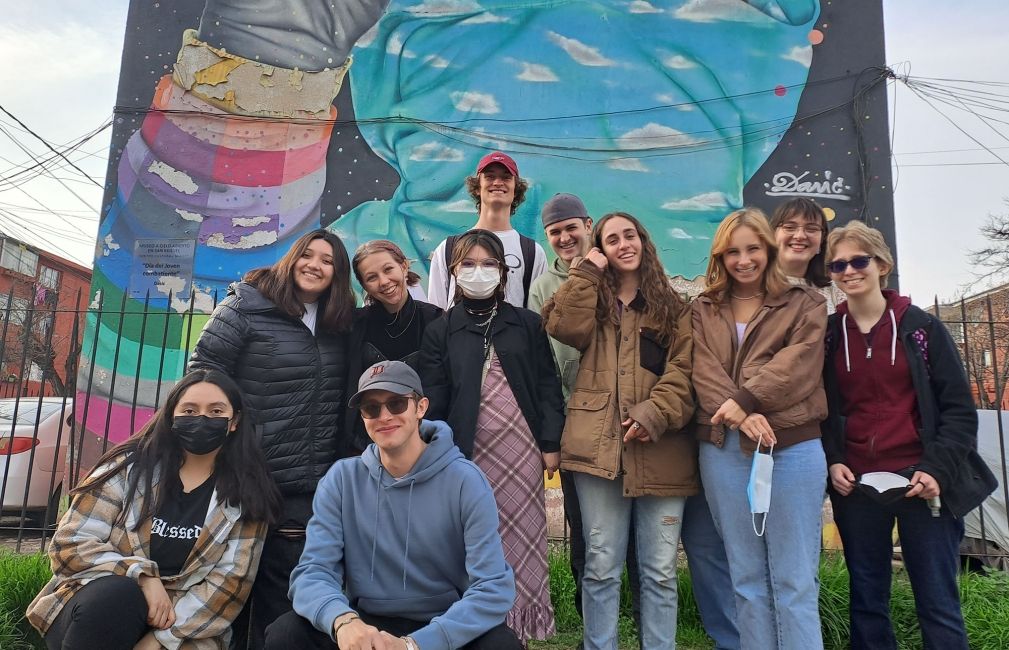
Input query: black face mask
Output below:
<box><xmin>172</xmin><ymin>416</ymin><xmax>230</xmax><ymax>455</ymax></box>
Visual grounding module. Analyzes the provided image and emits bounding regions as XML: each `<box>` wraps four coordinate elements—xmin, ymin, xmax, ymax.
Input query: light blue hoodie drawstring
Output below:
<box><xmin>403</xmin><ymin>479</ymin><xmax>415</xmax><ymax>590</ymax></box>
<box><xmin>370</xmin><ymin>467</ymin><xmax>383</xmax><ymax>581</ymax></box>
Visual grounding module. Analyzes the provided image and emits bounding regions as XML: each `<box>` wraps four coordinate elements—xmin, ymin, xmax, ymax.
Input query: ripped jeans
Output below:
<box><xmin>573</xmin><ymin>472</ymin><xmax>685</xmax><ymax>650</ymax></box>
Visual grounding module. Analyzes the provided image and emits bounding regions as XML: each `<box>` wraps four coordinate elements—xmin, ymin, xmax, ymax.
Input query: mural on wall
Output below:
<box><xmin>82</xmin><ymin>0</ymin><xmax>895</xmax><ymax>444</ymax></box>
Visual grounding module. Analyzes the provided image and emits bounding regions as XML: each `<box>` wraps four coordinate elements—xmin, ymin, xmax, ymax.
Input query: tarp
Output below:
<box><xmin>965</xmin><ymin>410</ymin><xmax>1009</xmax><ymax>552</ymax></box>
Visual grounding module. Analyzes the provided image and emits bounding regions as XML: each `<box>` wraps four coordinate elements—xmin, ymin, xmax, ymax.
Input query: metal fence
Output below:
<box><xmin>1</xmin><ymin>292</ymin><xmax>1007</xmax><ymax>569</ymax></box>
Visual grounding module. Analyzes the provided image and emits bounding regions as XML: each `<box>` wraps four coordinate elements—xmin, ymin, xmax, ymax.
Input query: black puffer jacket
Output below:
<box><xmin>188</xmin><ymin>282</ymin><xmax>348</xmax><ymax>499</ymax></box>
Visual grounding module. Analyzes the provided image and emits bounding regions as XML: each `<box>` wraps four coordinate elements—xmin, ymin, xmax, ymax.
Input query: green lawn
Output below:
<box><xmin>2</xmin><ymin>549</ymin><xmax>1008</xmax><ymax>649</ymax></box>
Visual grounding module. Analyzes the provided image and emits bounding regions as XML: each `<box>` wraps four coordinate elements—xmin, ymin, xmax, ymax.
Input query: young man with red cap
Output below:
<box><xmin>426</xmin><ymin>152</ymin><xmax>547</xmax><ymax>309</ymax></box>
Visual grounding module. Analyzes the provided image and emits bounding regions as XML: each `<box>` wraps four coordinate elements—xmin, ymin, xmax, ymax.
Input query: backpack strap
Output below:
<box><xmin>519</xmin><ymin>234</ymin><xmax>536</xmax><ymax>308</ymax></box>
<box><xmin>443</xmin><ymin>234</ymin><xmax>460</xmax><ymax>298</ymax></box>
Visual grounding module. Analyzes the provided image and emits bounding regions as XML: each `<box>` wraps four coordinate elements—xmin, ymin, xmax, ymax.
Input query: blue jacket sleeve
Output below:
<box><xmin>288</xmin><ymin>465</ymin><xmax>353</xmax><ymax>640</ymax></box>
<box><xmin>409</xmin><ymin>469</ymin><xmax>515</xmax><ymax>650</ymax></box>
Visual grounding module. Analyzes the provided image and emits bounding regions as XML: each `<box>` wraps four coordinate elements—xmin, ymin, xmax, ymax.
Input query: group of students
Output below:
<box><xmin>26</xmin><ymin>151</ymin><xmax>995</xmax><ymax>650</ymax></box>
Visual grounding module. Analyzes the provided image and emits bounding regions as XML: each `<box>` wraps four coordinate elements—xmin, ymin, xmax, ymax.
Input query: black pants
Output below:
<box><xmin>229</xmin><ymin>529</ymin><xmax>306</xmax><ymax>649</ymax></box>
<box><xmin>45</xmin><ymin>575</ymin><xmax>149</xmax><ymax>650</ymax></box>
<box><xmin>561</xmin><ymin>470</ymin><xmax>642</xmax><ymax>646</ymax></box>
<box><xmin>264</xmin><ymin>609</ymin><xmax>523</xmax><ymax>650</ymax></box>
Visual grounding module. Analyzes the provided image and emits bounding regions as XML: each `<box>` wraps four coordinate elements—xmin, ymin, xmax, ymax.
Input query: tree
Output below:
<box><xmin>969</xmin><ymin>199</ymin><xmax>1009</xmax><ymax>283</ymax></box>
<box><xmin>947</xmin><ymin>289</ymin><xmax>1009</xmax><ymax>410</ymax></box>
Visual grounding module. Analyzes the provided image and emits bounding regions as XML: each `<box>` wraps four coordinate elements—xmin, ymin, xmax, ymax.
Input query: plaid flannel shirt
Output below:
<box><xmin>27</xmin><ymin>459</ymin><xmax>267</xmax><ymax>649</ymax></box>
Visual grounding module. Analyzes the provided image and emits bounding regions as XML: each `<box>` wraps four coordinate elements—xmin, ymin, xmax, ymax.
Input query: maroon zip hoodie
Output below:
<box><xmin>832</xmin><ymin>290</ymin><xmax>924</xmax><ymax>475</ymax></box>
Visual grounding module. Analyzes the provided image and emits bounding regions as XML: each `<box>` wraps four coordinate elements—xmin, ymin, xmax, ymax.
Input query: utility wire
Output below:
<box><xmin>0</xmin><ymin>104</ymin><xmax>104</xmax><ymax>188</ymax></box>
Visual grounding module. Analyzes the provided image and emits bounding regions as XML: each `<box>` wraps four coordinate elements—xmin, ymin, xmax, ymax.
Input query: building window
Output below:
<box><xmin>984</xmin><ymin>349</ymin><xmax>993</xmax><ymax>368</ymax></box>
<box><xmin>0</xmin><ymin>241</ymin><xmax>38</xmax><ymax>277</ymax></box>
<box><xmin>38</xmin><ymin>265</ymin><xmax>61</xmax><ymax>289</ymax></box>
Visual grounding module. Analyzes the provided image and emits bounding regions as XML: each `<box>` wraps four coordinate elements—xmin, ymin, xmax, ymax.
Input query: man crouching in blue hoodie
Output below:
<box><xmin>263</xmin><ymin>360</ymin><xmax>521</xmax><ymax>650</ymax></box>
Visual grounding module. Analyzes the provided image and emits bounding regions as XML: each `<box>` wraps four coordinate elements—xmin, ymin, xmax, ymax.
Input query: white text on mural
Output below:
<box><xmin>763</xmin><ymin>170</ymin><xmax>851</xmax><ymax>201</ymax></box>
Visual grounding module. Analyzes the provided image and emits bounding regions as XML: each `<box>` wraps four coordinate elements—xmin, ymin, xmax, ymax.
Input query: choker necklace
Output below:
<box><xmin>464</xmin><ymin>303</ymin><xmax>496</xmax><ymax>318</ymax></box>
<box><xmin>730</xmin><ymin>291</ymin><xmax>764</xmax><ymax>301</ymax></box>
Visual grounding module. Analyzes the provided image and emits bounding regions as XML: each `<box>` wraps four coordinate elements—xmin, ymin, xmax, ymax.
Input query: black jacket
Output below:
<box><xmin>420</xmin><ymin>302</ymin><xmax>565</xmax><ymax>458</ymax></box>
<box><xmin>188</xmin><ymin>282</ymin><xmax>349</xmax><ymax>500</ymax></box>
<box><xmin>823</xmin><ymin>303</ymin><xmax>997</xmax><ymax>516</ymax></box>
<box><xmin>343</xmin><ymin>296</ymin><xmax>443</xmax><ymax>455</ymax></box>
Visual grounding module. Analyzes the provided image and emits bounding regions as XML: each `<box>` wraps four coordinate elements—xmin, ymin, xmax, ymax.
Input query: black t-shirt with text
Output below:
<box><xmin>150</xmin><ymin>474</ymin><xmax>216</xmax><ymax>576</ymax></box>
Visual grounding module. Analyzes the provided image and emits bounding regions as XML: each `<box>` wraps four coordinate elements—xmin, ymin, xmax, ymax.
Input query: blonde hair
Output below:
<box><xmin>702</xmin><ymin>207</ymin><xmax>788</xmax><ymax>301</ymax></box>
<box><xmin>825</xmin><ymin>221</ymin><xmax>894</xmax><ymax>288</ymax></box>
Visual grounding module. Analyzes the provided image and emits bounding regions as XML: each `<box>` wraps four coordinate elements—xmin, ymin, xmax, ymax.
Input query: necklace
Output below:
<box><xmin>730</xmin><ymin>291</ymin><xmax>764</xmax><ymax>301</ymax></box>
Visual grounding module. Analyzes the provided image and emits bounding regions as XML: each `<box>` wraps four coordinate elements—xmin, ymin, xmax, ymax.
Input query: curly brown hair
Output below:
<box><xmin>464</xmin><ymin>173</ymin><xmax>529</xmax><ymax>215</ymax></box>
<box><xmin>592</xmin><ymin>212</ymin><xmax>684</xmax><ymax>345</ymax></box>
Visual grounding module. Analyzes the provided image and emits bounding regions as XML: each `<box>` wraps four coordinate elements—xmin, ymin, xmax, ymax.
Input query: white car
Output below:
<box><xmin>0</xmin><ymin>397</ymin><xmax>74</xmax><ymax>527</ymax></box>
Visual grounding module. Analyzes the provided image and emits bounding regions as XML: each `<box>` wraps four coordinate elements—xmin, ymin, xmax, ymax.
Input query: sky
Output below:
<box><xmin>0</xmin><ymin>1</ymin><xmax>1007</xmax><ymax>303</ymax></box>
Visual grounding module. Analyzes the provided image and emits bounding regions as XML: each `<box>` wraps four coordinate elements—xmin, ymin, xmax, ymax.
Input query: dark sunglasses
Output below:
<box><xmin>827</xmin><ymin>255</ymin><xmax>874</xmax><ymax>274</ymax></box>
<box><xmin>359</xmin><ymin>395</ymin><xmax>414</xmax><ymax>419</ymax></box>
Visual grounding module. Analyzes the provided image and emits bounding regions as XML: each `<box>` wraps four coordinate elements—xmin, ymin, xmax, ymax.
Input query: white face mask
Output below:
<box><xmin>746</xmin><ymin>436</ymin><xmax>774</xmax><ymax>537</ymax></box>
<box><xmin>456</xmin><ymin>266</ymin><xmax>500</xmax><ymax>299</ymax></box>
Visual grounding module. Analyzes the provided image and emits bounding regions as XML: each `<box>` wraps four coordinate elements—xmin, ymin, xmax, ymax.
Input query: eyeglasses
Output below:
<box><xmin>359</xmin><ymin>396</ymin><xmax>414</xmax><ymax>419</ymax></box>
<box><xmin>458</xmin><ymin>258</ymin><xmax>501</xmax><ymax>271</ymax></box>
<box><xmin>778</xmin><ymin>223</ymin><xmax>824</xmax><ymax>236</ymax></box>
<box><xmin>827</xmin><ymin>255</ymin><xmax>874</xmax><ymax>274</ymax></box>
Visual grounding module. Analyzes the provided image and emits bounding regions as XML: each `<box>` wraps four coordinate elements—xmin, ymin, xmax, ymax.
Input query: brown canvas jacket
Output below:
<box><xmin>544</xmin><ymin>258</ymin><xmax>697</xmax><ymax>497</ymax></box>
<box><xmin>691</xmin><ymin>284</ymin><xmax>827</xmax><ymax>453</ymax></box>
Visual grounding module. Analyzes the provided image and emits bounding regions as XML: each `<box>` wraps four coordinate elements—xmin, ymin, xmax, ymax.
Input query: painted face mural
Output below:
<box><xmin>84</xmin><ymin>0</ymin><xmax>894</xmax><ymax>444</ymax></box>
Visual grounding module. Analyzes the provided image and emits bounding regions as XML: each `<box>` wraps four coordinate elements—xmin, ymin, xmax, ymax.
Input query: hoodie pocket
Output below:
<box><xmin>563</xmin><ymin>389</ymin><xmax>613</xmax><ymax>463</ymax></box>
<box><xmin>357</xmin><ymin>589</ymin><xmax>460</xmax><ymax>619</ymax></box>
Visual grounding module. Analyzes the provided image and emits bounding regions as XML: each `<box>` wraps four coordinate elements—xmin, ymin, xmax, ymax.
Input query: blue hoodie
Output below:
<box><xmin>289</xmin><ymin>420</ymin><xmax>515</xmax><ymax>649</ymax></box>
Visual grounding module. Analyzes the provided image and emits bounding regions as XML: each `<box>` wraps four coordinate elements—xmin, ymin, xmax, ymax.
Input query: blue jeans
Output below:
<box><xmin>573</xmin><ymin>472</ymin><xmax>685</xmax><ymax>650</ymax></box>
<box><xmin>830</xmin><ymin>488</ymin><xmax>968</xmax><ymax>650</ymax></box>
<box><xmin>681</xmin><ymin>488</ymin><xmax>740</xmax><ymax>650</ymax></box>
<box><xmin>699</xmin><ymin>431</ymin><xmax>826</xmax><ymax>650</ymax></box>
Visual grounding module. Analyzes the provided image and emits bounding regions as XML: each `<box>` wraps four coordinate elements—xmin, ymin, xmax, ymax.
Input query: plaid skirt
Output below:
<box><xmin>472</xmin><ymin>353</ymin><xmax>555</xmax><ymax>641</ymax></box>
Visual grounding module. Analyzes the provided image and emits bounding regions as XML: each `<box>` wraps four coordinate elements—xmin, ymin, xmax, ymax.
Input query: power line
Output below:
<box><xmin>0</xmin><ymin>104</ymin><xmax>103</xmax><ymax>188</ymax></box>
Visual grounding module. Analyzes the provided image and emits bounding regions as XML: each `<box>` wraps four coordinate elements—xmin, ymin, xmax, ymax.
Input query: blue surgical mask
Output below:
<box><xmin>746</xmin><ymin>437</ymin><xmax>774</xmax><ymax>537</ymax></box>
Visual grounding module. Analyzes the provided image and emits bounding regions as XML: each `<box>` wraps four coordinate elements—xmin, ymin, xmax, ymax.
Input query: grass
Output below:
<box><xmin>0</xmin><ymin>551</ymin><xmax>49</xmax><ymax>650</ymax></box>
<box><xmin>2</xmin><ymin>549</ymin><xmax>1008</xmax><ymax>649</ymax></box>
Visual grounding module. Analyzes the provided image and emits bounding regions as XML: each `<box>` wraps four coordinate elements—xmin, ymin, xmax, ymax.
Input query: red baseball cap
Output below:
<box><xmin>475</xmin><ymin>151</ymin><xmax>518</xmax><ymax>177</ymax></box>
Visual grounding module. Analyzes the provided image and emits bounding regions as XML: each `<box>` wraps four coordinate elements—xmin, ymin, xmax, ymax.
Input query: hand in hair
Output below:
<box><xmin>584</xmin><ymin>247</ymin><xmax>608</xmax><ymax>271</ymax></box>
<box><xmin>711</xmin><ymin>398</ymin><xmax>746</xmax><ymax>429</ymax></box>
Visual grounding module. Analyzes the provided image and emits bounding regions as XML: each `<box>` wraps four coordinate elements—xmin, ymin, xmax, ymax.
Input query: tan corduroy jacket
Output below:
<box><xmin>691</xmin><ymin>284</ymin><xmax>827</xmax><ymax>454</ymax></box>
<box><xmin>544</xmin><ymin>259</ymin><xmax>697</xmax><ymax>497</ymax></box>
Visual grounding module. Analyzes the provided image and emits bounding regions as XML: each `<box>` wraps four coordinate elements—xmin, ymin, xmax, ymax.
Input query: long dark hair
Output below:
<box><xmin>73</xmin><ymin>369</ymin><xmax>282</xmax><ymax>528</ymax></box>
<box><xmin>449</xmin><ymin>229</ymin><xmax>508</xmax><ymax>304</ymax></box>
<box><xmin>591</xmin><ymin>212</ymin><xmax>684</xmax><ymax>345</ymax></box>
<box><xmin>769</xmin><ymin>198</ymin><xmax>830</xmax><ymax>288</ymax></box>
<box><xmin>244</xmin><ymin>228</ymin><xmax>355</xmax><ymax>333</ymax></box>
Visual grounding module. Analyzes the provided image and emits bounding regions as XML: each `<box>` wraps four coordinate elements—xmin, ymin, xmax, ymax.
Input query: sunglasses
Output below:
<box><xmin>827</xmin><ymin>255</ymin><xmax>874</xmax><ymax>274</ymax></box>
<box><xmin>359</xmin><ymin>395</ymin><xmax>414</xmax><ymax>419</ymax></box>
